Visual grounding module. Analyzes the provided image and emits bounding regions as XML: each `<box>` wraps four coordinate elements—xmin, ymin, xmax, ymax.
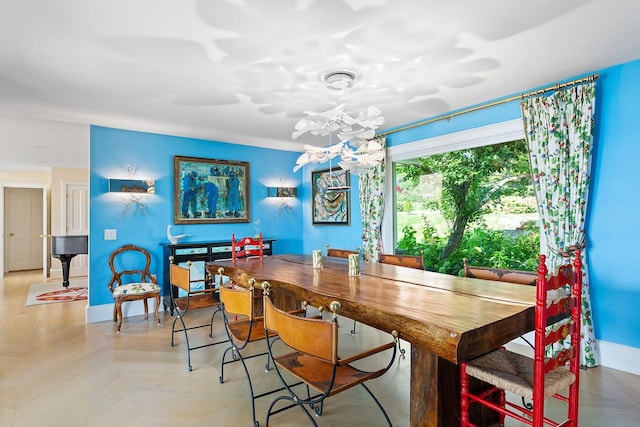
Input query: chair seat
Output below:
<box><xmin>112</xmin><ymin>282</ymin><xmax>161</xmax><ymax>297</ymax></box>
<box><xmin>275</xmin><ymin>352</ymin><xmax>388</xmax><ymax>396</ymax></box>
<box><xmin>465</xmin><ymin>349</ymin><xmax>576</xmax><ymax>400</ymax></box>
<box><xmin>174</xmin><ymin>293</ymin><xmax>220</xmax><ymax>311</ymax></box>
<box><xmin>226</xmin><ymin>317</ymin><xmax>274</xmax><ymax>343</ymax></box>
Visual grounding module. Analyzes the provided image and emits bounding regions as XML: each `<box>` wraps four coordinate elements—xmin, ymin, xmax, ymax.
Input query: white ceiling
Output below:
<box><xmin>1</xmin><ymin>0</ymin><xmax>640</xmax><ymax>171</ymax></box>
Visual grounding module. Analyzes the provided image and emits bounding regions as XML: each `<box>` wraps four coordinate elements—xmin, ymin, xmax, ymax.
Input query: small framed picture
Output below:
<box><xmin>311</xmin><ymin>167</ymin><xmax>350</xmax><ymax>225</ymax></box>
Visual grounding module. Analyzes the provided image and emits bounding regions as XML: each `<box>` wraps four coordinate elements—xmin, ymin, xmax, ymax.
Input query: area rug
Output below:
<box><xmin>25</xmin><ymin>279</ymin><xmax>88</xmax><ymax>306</ymax></box>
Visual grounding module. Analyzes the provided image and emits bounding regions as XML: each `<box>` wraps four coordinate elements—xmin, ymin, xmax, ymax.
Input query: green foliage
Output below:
<box><xmin>394</xmin><ymin>139</ymin><xmax>539</xmax><ymax>274</ymax></box>
<box><xmin>397</xmin><ymin>198</ymin><xmax>413</xmax><ymax>212</ymax></box>
<box><xmin>397</xmin><ymin>223</ymin><xmax>540</xmax><ymax>276</ymax></box>
<box><xmin>489</xmin><ymin>195</ymin><xmax>537</xmax><ymax>214</ymax></box>
<box><xmin>396</xmin><ymin>225</ymin><xmax>420</xmax><ymax>254</ymax></box>
<box><xmin>420</xmin><ymin>216</ymin><xmax>438</xmax><ymax>242</ymax></box>
<box><xmin>396</xmin><ymin>140</ymin><xmax>534</xmax><ymax>260</ymax></box>
<box><xmin>398</xmin><ymin>140</ymin><xmax>532</xmax><ymax>223</ymax></box>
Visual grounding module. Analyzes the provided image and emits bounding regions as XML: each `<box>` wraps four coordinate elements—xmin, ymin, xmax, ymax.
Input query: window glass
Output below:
<box><xmin>392</xmin><ymin>139</ymin><xmax>539</xmax><ymax>275</ymax></box>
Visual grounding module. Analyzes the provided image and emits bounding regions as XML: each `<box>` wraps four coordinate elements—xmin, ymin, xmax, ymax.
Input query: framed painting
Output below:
<box><xmin>174</xmin><ymin>155</ymin><xmax>250</xmax><ymax>224</ymax></box>
<box><xmin>311</xmin><ymin>167</ymin><xmax>350</xmax><ymax>225</ymax></box>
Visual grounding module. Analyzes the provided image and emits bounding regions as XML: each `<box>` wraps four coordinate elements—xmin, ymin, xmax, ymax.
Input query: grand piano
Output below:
<box><xmin>51</xmin><ymin>235</ymin><xmax>88</xmax><ymax>287</ymax></box>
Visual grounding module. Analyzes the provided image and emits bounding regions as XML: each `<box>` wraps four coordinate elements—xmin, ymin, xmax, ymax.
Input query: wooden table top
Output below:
<box><xmin>207</xmin><ymin>254</ymin><xmax>536</xmax><ymax>364</ymax></box>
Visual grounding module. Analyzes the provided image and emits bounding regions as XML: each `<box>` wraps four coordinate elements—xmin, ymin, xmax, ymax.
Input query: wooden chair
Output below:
<box><xmin>378</xmin><ymin>252</ymin><xmax>424</xmax><ymax>270</ymax></box>
<box><xmin>325</xmin><ymin>244</ymin><xmax>361</xmax><ymax>336</ymax></box>
<box><xmin>107</xmin><ymin>244</ymin><xmax>161</xmax><ymax>333</ymax></box>
<box><xmin>325</xmin><ymin>244</ymin><xmax>359</xmax><ymax>259</ymax></box>
<box><xmin>262</xmin><ymin>287</ymin><xmax>398</xmax><ymax>426</ymax></box>
<box><xmin>463</xmin><ymin>259</ymin><xmax>538</xmax><ymax>286</ymax></box>
<box><xmin>169</xmin><ymin>260</ymin><xmax>227</xmax><ymax>371</ymax></box>
<box><xmin>377</xmin><ymin>251</ymin><xmax>425</xmax><ymax>359</ymax></box>
<box><xmin>231</xmin><ymin>233</ymin><xmax>264</xmax><ymax>262</ymax></box>
<box><xmin>463</xmin><ymin>259</ymin><xmax>537</xmax><ymax>349</ymax></box>
<box><xmin>218</xmin><ymin>277</ymin><xmax>306</xmax><ymax>427</ymax></box>
<box><xmin>459</xmin><ymin>251</ymin><xmax>583</xmax><ymax>427</ymax></box>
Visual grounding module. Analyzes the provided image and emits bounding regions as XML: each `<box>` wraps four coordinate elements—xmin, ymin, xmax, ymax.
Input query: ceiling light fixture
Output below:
<box><xmin>291</xmin><ymin>70</ymin><xmax>385</xmax><ymax>177</ymax></box>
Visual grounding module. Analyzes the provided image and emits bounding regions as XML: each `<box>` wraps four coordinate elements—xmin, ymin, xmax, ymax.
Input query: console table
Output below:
<box><xmin>159</xmin><ymin>238</ymin><xmax>275</xmax><ymax>313</ymax></box>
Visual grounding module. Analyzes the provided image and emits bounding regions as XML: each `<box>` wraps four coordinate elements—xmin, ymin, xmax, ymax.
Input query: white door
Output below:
<box><xmin>65</xmin><ymin>183</ymin><xmax>88</xmax><ymax>277</ymax></box>
<box><xmin>5</xmin><ymin>188</ymin><xmax>44</xmax><ymax>271</ymax></box>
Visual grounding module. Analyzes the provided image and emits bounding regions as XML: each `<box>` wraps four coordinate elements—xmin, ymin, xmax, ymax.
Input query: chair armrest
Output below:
<box><xmin>287</xmin><ymin>308</ymin><xmax>307</xmax><ymax>317</ymax></box>
<box><xmin>337</xmin><ymin>341</ymin><xmax>396</xmax><ymax>366</ymax></box>
<box><xmin>188</xmin><ymin>287</ymin><xmax>218</xmax><ymax>296</ymax></box>
<box><xmin>174</xmin><ymin>293</ymin><xmax>221</xmax><ymax>311</ymax></box>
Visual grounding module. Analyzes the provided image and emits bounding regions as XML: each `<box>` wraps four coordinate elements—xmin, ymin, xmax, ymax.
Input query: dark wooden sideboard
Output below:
<box><xmin>159</xmin><ymin>238</ymin><xmax>275</xmax><ymax>313</ymax></box>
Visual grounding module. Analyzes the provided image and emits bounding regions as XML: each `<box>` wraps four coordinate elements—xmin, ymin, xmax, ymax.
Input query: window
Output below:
<box><xmin>382</xmin><ymin>119</ymin><xmax>540</xmax><ymax>274</ymax></box>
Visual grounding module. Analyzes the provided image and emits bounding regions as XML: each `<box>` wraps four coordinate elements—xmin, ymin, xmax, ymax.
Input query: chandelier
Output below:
<box><xmin>292</xmin><ymin>71</ymin><xmax>385</xmax><ymax>176</ymax></box>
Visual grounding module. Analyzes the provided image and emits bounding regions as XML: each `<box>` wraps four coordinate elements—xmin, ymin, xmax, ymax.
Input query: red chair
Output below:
<box><xmin>231</xmin><ymin>233</ymin><xmax>264</xmax><ymax>262</ymax></box>
<box><xmin>459</xmin><ymin>250</ymin><xmax>583</xmax><ymax>427</ymax></box>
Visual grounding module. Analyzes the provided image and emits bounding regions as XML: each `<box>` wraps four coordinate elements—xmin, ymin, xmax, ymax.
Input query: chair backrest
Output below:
<box><xmin>463</xmin><ymin>259</ymin><xmax>537</xmax><ymax>286</ymax></box>
<box><xmin>325</xmin><ymin>244</ymin><xmax>360</xmax><ymax>259</ymax></box>
<box><xmin>231</xmin><ymin>233</ymin><xmax>264</xmax><ymax>261</ymax></box>
<box><xmin>263</xmin><ymin>294</ymin><xmax>338</xmax><ymax>364</ymax></box>
<box><xmin>534</xmin><ymin>251</ymin><xmax>582</xmax><ymax>388</ymax></box>
<box><xmin>108</xmin><ymin>244</ymin><xmax>155</xmax><ymax>292</ymax></box>
<box><xmin>169</xmin><ymin>263</ymin><xmax>192</xmax><ymax>293</ymax></box>
<box><xmin>379</xmin><ymin>253</ymin><xmax>424</xmax><ymax>270</ymax></box>
<box><xmin>219</xmin><ymin>282</ymin><xmax>256</xmax><ymax>320</ymax></box>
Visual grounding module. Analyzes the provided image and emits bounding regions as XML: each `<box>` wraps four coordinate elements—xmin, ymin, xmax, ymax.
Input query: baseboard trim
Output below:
<box><xmin>86</xmin><ymin>299</ymin><xmax>163</xmax><ymax>324</ymax></box>
<box><xmin>511</xmin><ymin>333</ymin><xmax>639</xmax><ymax>375</ymax></box>
<box><xmin>597</xmin><ymin>340</ymin><xmax>640</xmax><ymax>375</ymax></box>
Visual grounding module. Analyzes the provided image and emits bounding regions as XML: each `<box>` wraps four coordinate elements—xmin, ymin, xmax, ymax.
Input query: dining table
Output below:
<box><xmin>206</xmin><ymin>254</ymin><xmax>537</xmax><ymax>427</ymax></box>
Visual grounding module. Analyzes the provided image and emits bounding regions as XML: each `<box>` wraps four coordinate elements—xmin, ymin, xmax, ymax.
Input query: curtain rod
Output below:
<box><xmin>377</xmin><ymin>74</ymin><xmax>599</xmax><ymax>138</ymax></box>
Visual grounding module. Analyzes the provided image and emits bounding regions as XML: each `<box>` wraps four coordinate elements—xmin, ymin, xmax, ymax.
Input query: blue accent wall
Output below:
<box><xmin>385</xmin><ymin>98</ymin><xmax>522</xmax><ymax>147</ymax></box>
<box><xmin>383</xmin><ymin>62</ymin><xmax>640</xmax><ymax>349</ymax></box>
<box><xmin>299</xmin><ymin>164</ymin><xmax>362</xmax><ymax>255</ymax></box>
<box><xmin>89</xmin><ymin>126</ymin><xmax>302</xmax><ymax>306</ymax></box>
<box><xmin>587</xmin><ymin>60</ymin><xmax>640</xmax><ymax>348</ymax></box>
<box><xmin>90</xmin><ymin>58</ymin><xmax>640</xmax><ymax>349</ymax></box>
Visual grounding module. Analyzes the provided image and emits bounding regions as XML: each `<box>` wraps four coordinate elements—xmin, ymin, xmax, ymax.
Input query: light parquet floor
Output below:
<box><xmin>1</xmin><ymin>270</ymin><xmax>639</xmax><ymax>426</ymax></box>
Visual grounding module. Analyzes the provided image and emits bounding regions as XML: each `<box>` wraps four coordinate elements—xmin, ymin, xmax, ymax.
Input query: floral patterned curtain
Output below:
<box><xmin>521</xmin><ymin>81</ymin><xmax>598</xmax><ymax>367</ymax></box>
<box><xmin>359</xmin><ymin>136</ymin><xmax>386</xmax><ymax>261</ymax></box>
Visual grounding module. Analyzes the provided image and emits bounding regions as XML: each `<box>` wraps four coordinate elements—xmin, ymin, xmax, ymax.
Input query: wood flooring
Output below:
<box><xmin>1</xmin><ymin>270</ymin><xmax>639</xmax><ymax>426</ymax></box>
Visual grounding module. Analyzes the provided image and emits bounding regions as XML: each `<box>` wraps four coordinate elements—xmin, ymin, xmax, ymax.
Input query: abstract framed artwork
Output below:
<box><xmin>311</xmin><ymin>167</ymin><xmax>350</xmax><ymax>225</ymax></box>
<box><xmin>174</xmin><ymin>155</ymin><xmax>250</xmax><ymax>224</ymax></box>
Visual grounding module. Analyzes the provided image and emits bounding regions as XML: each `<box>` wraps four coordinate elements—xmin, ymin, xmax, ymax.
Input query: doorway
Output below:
<box><xmin>61</xmin><ymin>183</ymin><xmax>88</xmax><ymax>277</ymax></box>
<box><xmin>4</xmin><ymin>187</ymin><xmax>44</xmax><ymax>272</ymax></box>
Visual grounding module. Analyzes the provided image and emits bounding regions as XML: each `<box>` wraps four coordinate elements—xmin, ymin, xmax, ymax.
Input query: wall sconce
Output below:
<box><xmin>267</xmin><ymin>187</ymin><xmax>297</xmax><ymax>198</ymax></box>
<box><xmin>266</xmin><ymin>186</ymin><xmax>297</xmax><ymax>218</ymax></box>
<box><xmin>108</xmin><ymin>166</ymin><xmax>155</xmax><ymax>218</ymax></box>
<box><xmin>108</xmin><ymin>179</ymin><xmax>155</xmax><ymax>194</ymax></box>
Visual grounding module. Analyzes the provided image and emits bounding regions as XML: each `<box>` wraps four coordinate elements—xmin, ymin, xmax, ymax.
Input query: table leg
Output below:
<box><xmin>410</xmin><ymin>345</ymin><xmax>500</xmax><ymax>427</ymax></box>
<box><xmin>410</xmin><ymin>345</ymin><xmax>458</xmax><ymax>426</ymax></box>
